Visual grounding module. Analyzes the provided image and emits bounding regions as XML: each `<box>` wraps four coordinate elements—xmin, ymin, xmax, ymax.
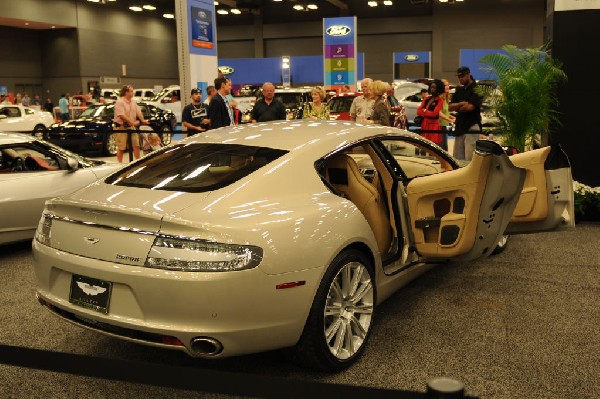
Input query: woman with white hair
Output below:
<box><xmin>302</xmin><ymin>86</ymin><xmax>330</xmax><ymax>120</ymax></box>
<box><xmin>359</xmin><ymin>80</ymin><xmax>390</xmax><ymax>126</ymax></box>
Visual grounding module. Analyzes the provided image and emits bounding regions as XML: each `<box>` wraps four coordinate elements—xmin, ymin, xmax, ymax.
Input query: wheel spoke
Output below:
<box><xmin>352</xmin><ymin>304</ymin><xmax>373</xmax><ymax>315</ymax></box>
<box><xmin>349</xmin><ymin>280</ymin><xmax>373</xmax><ymax>305</ymax></box>
<box><xmin>348</xmin><ymin>265</ymin><xmax>364</xmax><ymax>298</ymax></box>
<box><xmin>330</xmin><ymin>279</ymin><xmax>343</xmax><ymax>302</ymax></box>
<box><xmin>342</xmin><ymin>265</ymin><xmax>352</xmax><ymax>298</ymax></box>
<box><xmin>325</xmin><ymin>316</ymin><xmax>343</xmax><ymax>342</ymax></box>
<box><xmin>325</xmin><ymin>302</ymin><xmax>342</xmax><ymax>317</ymax></box>
<box><xmin>348</xmin><ymin>314</ymin><xmax>367</xmax><ymax>340</ymax></box>
<box><xmin>332</xmin><ymin>319</ymin><xmax>346</xmax><ymax>354</ymax></box>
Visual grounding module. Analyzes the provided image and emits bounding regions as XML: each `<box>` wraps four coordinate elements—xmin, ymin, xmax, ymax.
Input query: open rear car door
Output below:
<box><xmin>405</xmin><ymin>140</ymin><xmax>574</xmax><ymax>263</ymax></box>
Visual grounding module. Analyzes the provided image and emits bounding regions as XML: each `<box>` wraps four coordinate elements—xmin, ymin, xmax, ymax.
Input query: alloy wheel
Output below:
<box><xmin>323</xmin><ymin>261</ymin><xmax>374</xmax><ymax>360</ymax></box>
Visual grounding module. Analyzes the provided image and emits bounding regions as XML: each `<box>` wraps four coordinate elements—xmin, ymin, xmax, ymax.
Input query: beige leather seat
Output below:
<box><xmin>325</xmin><ymin>154</ymin><xmax>391</xmax><ymax>254</ymax></box>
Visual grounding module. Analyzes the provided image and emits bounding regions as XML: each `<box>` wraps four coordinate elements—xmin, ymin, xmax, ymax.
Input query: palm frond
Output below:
<box><xmin>477</xmin><ymin>43</ymin><xmax>567</xmax><ymax>151</ymax></box>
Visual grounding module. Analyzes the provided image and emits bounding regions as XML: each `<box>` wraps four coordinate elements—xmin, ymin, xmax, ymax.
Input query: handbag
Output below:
<box><xmin>413</xmin><ymin>115</ymin><xmax>423</xmax><ymax>125</ymax></box>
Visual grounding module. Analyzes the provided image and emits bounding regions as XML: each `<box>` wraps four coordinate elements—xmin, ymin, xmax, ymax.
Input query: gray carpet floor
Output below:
<box><xmin>0</xmin><ymin>223</ymin><xmax>598</xmax><ymax>398</ymax></box>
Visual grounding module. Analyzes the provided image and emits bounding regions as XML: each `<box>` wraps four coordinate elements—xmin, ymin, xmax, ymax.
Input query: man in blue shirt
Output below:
<box><xmin>58</xmin><ymin>94</ymin><xmax>69</xmax><ymax>121</ymax></box>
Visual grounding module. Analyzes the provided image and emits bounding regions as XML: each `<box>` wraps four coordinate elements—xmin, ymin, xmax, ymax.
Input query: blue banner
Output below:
<box><xmin>188</xmin><ymin>0</ymin><xmax>217</xmax><ymax>56</ymax></box>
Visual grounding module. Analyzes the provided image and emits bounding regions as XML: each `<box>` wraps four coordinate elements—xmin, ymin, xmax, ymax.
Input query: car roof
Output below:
<box><xmin>184</xmin><ymin>120</ymin><xmax>420</xmax><ymax>154</ymax></box>
<box><xmin>274</xmin><ymin>87</ymin><xmax>312</xmax><ymax>93</ymax></box>
<box><xmin>0</xmin><ymin>132</ymin><xmax>36</xmax><ymax>144</ymax></box>
<box><xmin>329</xmin><ymin>92</ymin><xmax>362</xmax><ymax>99</ymax></box>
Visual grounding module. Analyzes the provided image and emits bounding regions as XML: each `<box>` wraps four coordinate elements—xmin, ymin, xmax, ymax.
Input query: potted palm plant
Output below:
<box><xmin>477</xmin><ymin>44</ymin><xmax>567</xmax><ymax>152</ymax></box>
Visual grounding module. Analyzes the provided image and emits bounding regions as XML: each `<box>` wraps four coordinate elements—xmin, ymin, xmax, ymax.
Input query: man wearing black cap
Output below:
<box><xmin>449</xmin><ymin>66</ymin><xmax>482</xmax><ymax>161</ymax></box>
<box><xmin>182</xmin><ymin>88</ymin><xmax>209</xmax><ymax>136</ymax></box>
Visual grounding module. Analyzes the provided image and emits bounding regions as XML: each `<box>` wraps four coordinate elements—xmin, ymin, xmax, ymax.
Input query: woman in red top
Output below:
<box><xmin>416</xmin><ymin>79</ymin><xmax>445</xmax><ymax>145</ymax></box>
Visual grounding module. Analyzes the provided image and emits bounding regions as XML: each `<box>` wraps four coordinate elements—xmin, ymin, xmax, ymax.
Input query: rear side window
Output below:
<box><xmin>329</xmin><ymin>97</ymin><xmax>355</xmax><ymax>113</ymax></box>
<box><xmin>106</xmin><ymin>144</ymin><xmax>288</xmax><ymax>192</ymax></box>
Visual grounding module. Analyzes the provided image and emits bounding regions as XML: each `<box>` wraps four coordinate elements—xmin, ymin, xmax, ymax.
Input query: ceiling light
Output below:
<box><xmin>214</xmin><ymin>1</ymin><xmax>219</xmax><ymax>5</ymax></box>
<box><xmin>217</xmin><ymin>9</ymin><xmax>229</xmax><ymax>14</ymax></box>
<box><xmin>383</xmin><ymin>0</ymin><xmax>393</xmax><ymax>5</ymax></box>
<box><xmin>129</xmin><ymin>6</ymin><xmax>143</xmax><ymax>11</ymax></box>
<box><xmin>231</xmin><ymin>8</ymin><xmax>241</xmax><ymax>14</ymax></box>
<box><xmin>307</xmin><ymin>4</ymin><xmax>318</xmax><ymax>9</ymax></box>
<box><xmin>293</xmin><ymin>4</ymin><xmax>304</xmax><ymax>10</ymax></box>
<box><xmin>143</xmin><ymin>5</ymin><xmax>156</xmax><ymax>10</ymax></box>
<box><xmin>163</xmin><ymin>13</ymin><xmax>175</xmax><ymax>19</ymax></box>
<box><xmin>87</xmin><ymin>0</ymin><xmax>101</xmax><ymax>3</ymax></box>
<box><xmin>368</xmin><ymin>1</ymin><xmax>378</xmax><ymax>6</ymax></box>
<box><xmin>273</xmin><ymin>0</ymin><xmax>283</xmax><ymax>2</ymax></box>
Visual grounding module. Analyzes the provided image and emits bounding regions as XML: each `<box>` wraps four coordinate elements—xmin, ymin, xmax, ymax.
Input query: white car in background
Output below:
<box><xmin>0</xmin><ymin>132</ymin><xmax>122</xmax><ymax>246</ymax></box>
<box><xmin>133</xmin><ymin>88</ymin><xmax>156</xmax><ymax>102</ymax></box>
<box><xmin>146</xmin><ymin>85</ymin><xmax>182</xmax><ymax>123</ymax></box>
<box><xmin>0</xmin><ymin>104</ymin><xmax>55</xmax><ymax>135</ymax></box>
<box><xmin>394</xmin><ymin>82</ymin><xmax>428</xmax><ymax>126</ymax></box>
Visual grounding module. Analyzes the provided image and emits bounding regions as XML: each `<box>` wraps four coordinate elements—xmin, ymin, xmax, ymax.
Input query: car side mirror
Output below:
<box><xmin>503</xmin><ymin>146</ymin><xmax>518</xmax><ymax>156</ymax></box>
<box><xmin>66</xmin><ymin>156</ymin><xmax>79</xmax><ymax>172</ymax></box>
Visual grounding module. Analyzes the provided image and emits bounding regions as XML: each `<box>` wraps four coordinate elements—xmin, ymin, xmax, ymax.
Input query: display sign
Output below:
<box><xmin>323</xmin><ymin>17</ymin><xmax>357</xmax><ymax>89</ymax></box>
<box><xmin>555</xmin><ymin>0</ymin><xmax>600</xmax><ymax>11</ymax></box>
<box><xmin>100</xmin><ymin>76</ymin><xmax>121</xmax><ymax>84</ymax></box>
<box><xmin>188</xmin><ymin>0</ymin><xmax>217</xmax><ymax>56</ymax></box>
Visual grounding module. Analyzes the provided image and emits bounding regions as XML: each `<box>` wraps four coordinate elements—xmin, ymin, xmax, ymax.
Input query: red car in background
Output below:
<box><xmin>327</xmin><ymin>92</ymin><xmax>361</xmax><ymax>121</ymax></box>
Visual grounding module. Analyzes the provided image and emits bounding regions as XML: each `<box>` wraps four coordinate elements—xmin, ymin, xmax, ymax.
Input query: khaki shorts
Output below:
<box><xmin>114</xmin><ymin>127</ymin><xmax>139</xmax><ymax>151</ymax></box>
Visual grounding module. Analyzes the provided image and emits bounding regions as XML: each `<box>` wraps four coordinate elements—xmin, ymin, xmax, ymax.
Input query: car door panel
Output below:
<box><xmin>406</xmin><ymin>141</ymin><xmax>525</xmax><ymax>261</ymax></box>
<box><xmin>506</xmin><ymin>145</ymin><xmax>574</xmax><ymax>233</ymax></box>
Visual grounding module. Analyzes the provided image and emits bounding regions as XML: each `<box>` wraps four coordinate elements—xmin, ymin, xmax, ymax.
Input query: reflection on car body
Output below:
<box><xmin>32</xmin><ymin>121</ymin><xmax>574</xmax><ymax>371</ymax></box>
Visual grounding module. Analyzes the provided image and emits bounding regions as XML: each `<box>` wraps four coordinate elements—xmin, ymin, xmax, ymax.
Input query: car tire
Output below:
<box><xmin>159</xmin><ymin>125</ymin><xmax>172</xmax><ymax>146</ymax></box>
<box><xmin>291</xmin><ymin>249</ymin><xmax>375</xmax><ymax>372</ymax></box>
<box><xmin>103</xmin><ymin>132</ymin><xmax>117</xmax><ymax>156</ymax></box>
<box><xmin>491</xmin><ymin>234</ymin><xmax>509</xmax><ymax>256</ymax></box>
<box><xmin>32</xmin><ymin>124</ymin><xmax>46</xmax><ymax>139</ymax></box>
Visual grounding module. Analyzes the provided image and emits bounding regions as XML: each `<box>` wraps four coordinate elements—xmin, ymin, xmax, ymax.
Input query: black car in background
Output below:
<box><xmin>243</xmin><ymin>87</ymin><xmax>312</xmax><ymax>122</ymax></box>
<box><xmin>44</xmin><ymin>103</ymin><xmax>176</xmax><ymax>156</ymax></box>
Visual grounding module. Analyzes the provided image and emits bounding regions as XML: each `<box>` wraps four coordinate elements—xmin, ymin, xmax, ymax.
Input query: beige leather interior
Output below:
<box><xmin>509</xmin><ymin>147</ymin><xmax>550</xmax><ymax>222</ymax></box>
<box><xmin>325</xmin><ymin>154</ymin><xmax>391</xmax><ymax>254</ymax></box>
<box><xmin>406</xmin><ymin>152</ymin><xmax>493</xmax><ymax>257</ymax></box>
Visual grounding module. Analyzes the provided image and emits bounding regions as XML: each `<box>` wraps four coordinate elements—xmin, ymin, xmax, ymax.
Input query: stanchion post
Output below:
<box><xmin>127</xmin><ymin>130</ymin><xmax>134</xmax><ymax>163</ymax></box>
<box><xmin>426</xmin><ymin>377</ymin><xmax>478</xmax><ymax>399</ymax></box>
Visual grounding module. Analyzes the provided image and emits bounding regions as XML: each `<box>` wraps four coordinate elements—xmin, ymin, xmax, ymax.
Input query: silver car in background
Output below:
<box><xmin>0</xmin><ymin>133</ymin><xmax>122</xmax><ymax>245</ymax></box>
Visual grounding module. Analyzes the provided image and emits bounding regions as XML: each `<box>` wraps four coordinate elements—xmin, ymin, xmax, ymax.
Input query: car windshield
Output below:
<box><xmin>106</xmin><ymin>143</ymin><xmax>288</xmax><ymax>192</ymax></box>
<box><xmin>328</xmin><ymin>97</ymin><xmax>356</xmax><ymax>113</ymax></box>
<box><xmin>274</xmin><ymin>93</ymin><xmax>306</xmax><ymax>108</ymax></box>
<box><xmin>78</xmin><ymin>105</ymin><xmax>106</xmax><ymax>118</ymax></box>
<box><xmin>149</xmin><ymin>88</ymin><xmax>170</xmax><ymax>102</ymax></box>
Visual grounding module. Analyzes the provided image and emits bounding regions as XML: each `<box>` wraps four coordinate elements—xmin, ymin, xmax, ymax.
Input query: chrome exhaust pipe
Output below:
<box><xmin>190</xmin><ymin>337</ymin><xmax>223</xmax><ymax>357</ymax></box>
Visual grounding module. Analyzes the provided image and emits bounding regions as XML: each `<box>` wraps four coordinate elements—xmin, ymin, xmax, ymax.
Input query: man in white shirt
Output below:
<box><xmin>349</xmin><ymin>78</ymin><xmax>374</xmax><ymax>122</ymax></box>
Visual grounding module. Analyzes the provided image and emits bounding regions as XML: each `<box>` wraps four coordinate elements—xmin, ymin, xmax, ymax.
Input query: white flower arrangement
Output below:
<box><xmin>573</xmin><ymin>181</ymin><xmax>600</xmax><ymax>221</ymax></box>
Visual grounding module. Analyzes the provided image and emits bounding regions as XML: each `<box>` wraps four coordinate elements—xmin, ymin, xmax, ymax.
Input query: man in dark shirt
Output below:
<box><xmin>449</xmin><ymin>66</ymin><xmax>482</xmax><ymax>161</ymax></box>
<box><xmin>181</xmin><ymin>88</ymin><xmax>209</xmax><ymax>136</ymax></box>
<box><xmin>251</xmin><ymin>82</ymin><xmax>286</xmax><ymax>122</ymax></box>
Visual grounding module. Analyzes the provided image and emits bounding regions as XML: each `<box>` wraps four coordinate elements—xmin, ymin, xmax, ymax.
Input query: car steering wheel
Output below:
<box><xmin>11</xmin><ymin>157</ymin><xmax>25</xmax><ymax>172</ymax></box>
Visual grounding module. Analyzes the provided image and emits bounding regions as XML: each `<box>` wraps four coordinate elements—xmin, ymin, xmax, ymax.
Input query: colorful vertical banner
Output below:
<box><xmin>323</xmin><ymin>17</ymin><xmax>357</xmax><ymax>90</ymax></box>
<box><xmin>188</xmin><ymin>0</ymin><xmax>217</xmax><ymax>56</ymax></box>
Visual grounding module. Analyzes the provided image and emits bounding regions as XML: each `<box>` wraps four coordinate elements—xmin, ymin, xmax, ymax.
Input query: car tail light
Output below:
<box><xmin>35</xmin><ymin>213</ymin><xmax>54</xmax><ymax>247</ymax></box>
<box><xmin>145</xmin><ymin>236</ymin><xmax>263</xmax><ymax>272</ymax></box>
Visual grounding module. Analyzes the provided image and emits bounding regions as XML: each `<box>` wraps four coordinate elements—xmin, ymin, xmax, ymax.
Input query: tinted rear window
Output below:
<box><xmin>106</xmin><ymin>143</ymin><xmax>288</xmax><ymax>193</ymax></box>
<box><xmin>329</xmin><ymin>97</ymin><xmax>355</xmax><ymax>113</ymax></box>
